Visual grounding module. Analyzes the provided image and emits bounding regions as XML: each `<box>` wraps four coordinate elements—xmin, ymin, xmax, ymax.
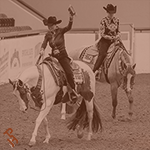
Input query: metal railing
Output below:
<box><xmin>0</xmin><ymin>27</ymin><xmax>150</xmax><ymax>39</ymax></box>
<box><xmin>134</xmin><ymin>28</ymin><xmax>150</xmax><ymax>32</ymax></box>
<box><xmin>11</xmin><ymin>0</ymin><xmax>46</xmax><ymax>20</ymax></box>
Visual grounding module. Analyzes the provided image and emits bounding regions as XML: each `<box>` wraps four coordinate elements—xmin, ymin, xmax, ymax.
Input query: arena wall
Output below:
<box><xmin>0</xmin><ymin>0</ymin><xmax>150</xmax><ymax>84</ymax></box>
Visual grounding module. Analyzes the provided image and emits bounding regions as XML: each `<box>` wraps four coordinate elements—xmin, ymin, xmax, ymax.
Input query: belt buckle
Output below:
<box><xmin>53</xmin><ymin>49</ymin><xmax>60</xmax><ymax>55</ymax></box>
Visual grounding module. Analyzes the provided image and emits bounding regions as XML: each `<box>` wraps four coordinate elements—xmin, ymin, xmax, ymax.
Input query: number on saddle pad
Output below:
<box><xmin>82</xmin><ymin>53</ymin><xmax>94</xmax><ymax>63</ymax></box>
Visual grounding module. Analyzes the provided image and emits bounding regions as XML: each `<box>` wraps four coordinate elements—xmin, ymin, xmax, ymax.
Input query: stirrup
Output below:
<box><xmin>94</xmin><ymin>70</ymin><xmax>99</xmax><ymax>76</ymax></box>
<box><xmin>72</xmin><ymin>89</ymin><xmax>80</xmax><ymax>97</ymax></box>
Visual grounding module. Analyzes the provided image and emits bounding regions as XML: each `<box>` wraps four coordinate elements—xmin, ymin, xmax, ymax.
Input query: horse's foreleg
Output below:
<box><xmin>126</xmin><ymin>73</ymin><xmax>134</xmax><ymax>117</ymax></box>
<box><xmin>126</xmin><ymin>90</ymin><xmax>133</xmax><ymax>117</ymax></box>
<box><xmin>76</xmin><ymin>124</ymin><xmax>84</xmax><ymax>139</ymax></box>
<box><xmin>61</xmin><ymin>103</ymin><xmax>66</xmax><ymax>120</ymax></box>
<box><xmin>85</xmin><ymin>98</ymin><xmax>94</xmax><ymax>140</ymax></box>
<box><xmin>29</xmin><ymin>103</ymin><xmax>52</xmax><ymax>146</ymax></box>
<box><xmin>110</xmin><ymin>82</ymin><xmax>118</xmax><ymax>119</ymax></box>
<box><xmin>43</xmin><ymin>116</ymin><xmax>51</xmax><ymax>144</ymax></box>
<box><xmin>60</xmin><ymin>86</ymin><xmax>68</xmax><ymax>120</ymax></box>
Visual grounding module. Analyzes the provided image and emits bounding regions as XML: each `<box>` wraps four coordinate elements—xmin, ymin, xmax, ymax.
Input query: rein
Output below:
<box><xmin>118</xmin><ymin>48</ymin><xmax>135</xmax><ymax>91</ymax></box>
<box><xmin>14</xmin><ymin>80</ymin><xmax>40</xmax><ymax>111</ymax></box>
<box><xmin>29</xmin><ymin>54</ymin><xmax>47</xmax><ymax>111</ymax></box>
<box><xmin>118</xmin><ymin>44</ymin><xmax>131</xmax><ymax>76</ymax></box>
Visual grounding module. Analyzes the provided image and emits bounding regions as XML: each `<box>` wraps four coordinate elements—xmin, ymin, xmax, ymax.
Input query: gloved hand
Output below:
<box><xmin>109</xmin><ymin>36</ymin><xmax>116</xmax><ymax>41</ymax></box>
<box><xmin>69</xmin><ymin>13</ymin><xmax>74</xmax><ymax>22</ymax></box>
<box><xmin>111</xmin><ymin>35</ymin><xmax>120</xmax><ymax>42</ymax></box>
<box><xmin>39</xmin><ymin>48</ymin><xmax>44</xmax><ymax>56</ymax></box>
<box><xmin>68</xmin><ymin>5</ymin><xmax>76</xmax><ymax>16</ymax></box>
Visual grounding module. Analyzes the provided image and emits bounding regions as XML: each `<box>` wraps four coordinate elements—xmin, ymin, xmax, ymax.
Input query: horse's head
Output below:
<box><xmin>9</xmin><ymin>79</ymin><xmax>29</xmax><ymax>112</ymax></box>
<box><xmin>120</xmin><ymin>50</ymin><xmax>136</xmax><ymax>92</ymax></box>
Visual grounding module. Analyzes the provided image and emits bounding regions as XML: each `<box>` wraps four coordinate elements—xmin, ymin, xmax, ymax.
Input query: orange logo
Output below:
<box><xmin>3</xmin><ymin>128</ymin><xmax>18</xmax><ymax>148</ymax></box>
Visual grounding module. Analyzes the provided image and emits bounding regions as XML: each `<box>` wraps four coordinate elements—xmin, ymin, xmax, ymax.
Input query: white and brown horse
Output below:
<box><xmin>9</xmin><ymin>58</ymin><xmax>102</xmax><ymax>146</ymax></box>
<box><xmin>70</xmin><ymin>40</ymin><xmax>136</xmax><ymax>119</ymax></box>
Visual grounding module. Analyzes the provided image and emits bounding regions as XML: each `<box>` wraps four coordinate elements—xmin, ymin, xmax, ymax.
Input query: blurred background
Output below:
<box><xmin>0</xmin><ymin>0</ymin><xmax>150</xmax><ymax>83</ymax></box>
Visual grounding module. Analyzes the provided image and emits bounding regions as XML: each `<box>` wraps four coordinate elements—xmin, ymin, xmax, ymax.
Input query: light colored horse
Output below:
<box><xmin>9</xmin><ymin>59</ymin><xmax>102</xmax><ymax>146</ymax></box>
<box><xmin>70</xmin><ymin>40</ymin><xmax>136</xmax><ymax>119</ymax></box>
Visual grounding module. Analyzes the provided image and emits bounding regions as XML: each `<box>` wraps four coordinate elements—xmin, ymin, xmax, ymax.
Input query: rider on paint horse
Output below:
<box><xmin>39</xmin><ymin>9</ymin><xmax>78</xmax><ymax>102</ymax></box>
<box><xmin>93</xmin><ymin>4</ymin><xmax>121</xmax><ymax>75</ymax></box>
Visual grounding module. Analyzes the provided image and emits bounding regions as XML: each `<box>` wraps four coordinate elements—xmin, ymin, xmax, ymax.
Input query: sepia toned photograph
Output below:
<box><xmin>0</xmin><ymin>0</ymin><xmax>150</xmax><ymax>149</ymax></box>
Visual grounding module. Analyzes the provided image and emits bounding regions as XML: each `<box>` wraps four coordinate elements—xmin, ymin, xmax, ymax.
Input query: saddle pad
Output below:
<box><xmin>42</xmin><ymin>59</ymin><xmax>64</xmax><ymax>87</ymax></box>
<box><xmin>103</xmin><ymin>44</ymin><xmax>123</xmax><ymax>83</ymax></box>
<box><xmin>104</xmin><ymin>45</ymin><xmax>120</xmax><ymax>70</ymax></box>
<box><xmin>43</xmin><ymin>57</ymin><xmax>84</xmax><ymax>86</ymax></box>
<box><xmin>80</xmin><ymin>46</ymin><xmax>98</xmax><ymax>64</ymax></box>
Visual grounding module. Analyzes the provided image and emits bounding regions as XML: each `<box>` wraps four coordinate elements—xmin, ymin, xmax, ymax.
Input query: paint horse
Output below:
<box><xmin>71</xmin><ymin>39</ymin><xmax>136</xmax><ymax>119</ymax></box>
<box><xmin>9</xmin><ymin>55</ymin><xmax>102</xmax><ymax>146</ymax></box>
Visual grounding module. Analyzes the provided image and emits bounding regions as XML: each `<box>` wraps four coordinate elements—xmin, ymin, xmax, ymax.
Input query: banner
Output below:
<box><xmin>0</xmin><ymin>33</ymin><xmax>96</xmax><ymax>83</ymax></box>
<box><xmin>0</xmin><ymin>41</ymin><xmax>9</xmax><ymax>83</ymax></box>
<box><xmin>0</xmin><ymin>35</ymin><xmax>50</xmax><ymax>82</ymax></box>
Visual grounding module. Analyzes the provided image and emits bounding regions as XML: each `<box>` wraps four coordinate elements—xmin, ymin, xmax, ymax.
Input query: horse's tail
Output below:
<box><xmin>67</xmin><ymin>98</ymin><xmax>102</xmax><ymax>133</ymax></box>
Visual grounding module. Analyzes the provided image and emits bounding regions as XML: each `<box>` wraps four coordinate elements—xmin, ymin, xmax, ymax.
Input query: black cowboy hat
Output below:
<box><xmin>43</xmin><ymin>16</ymin><xmax>62</xmax><ymax>26</ymax></box>
<box><xmin>103</xmin><ymin>4</ymin><xmax>117</xmax><ymax>14</ymax></box>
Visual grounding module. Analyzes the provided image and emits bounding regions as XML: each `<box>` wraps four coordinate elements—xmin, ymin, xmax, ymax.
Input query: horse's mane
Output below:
<box><xmin>120</xmin><ymin>47</ymin><xmax>132</xmax><ymax>65</ymax></box>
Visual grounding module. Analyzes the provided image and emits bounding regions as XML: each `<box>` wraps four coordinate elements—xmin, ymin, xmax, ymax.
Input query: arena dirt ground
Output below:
<box><xmin>0</xmin><ymin>74</ymin><xmax>150</xmax><ymax>150</ymax></box>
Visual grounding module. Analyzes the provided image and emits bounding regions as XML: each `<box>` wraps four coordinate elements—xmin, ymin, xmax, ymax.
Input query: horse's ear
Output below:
<box><xmin>124</xmin><ymin>63</ymin><xmax>127</xmax><ymax>69</ymax></box>
<box><xmin>9</xmin><ymin>79</ymin><xmax>13</xmax><ymax>85</ymax></box>
<box><xmin>132</xmin><ymin>63</ymin><xmax>136</xmax><ymax>69</ymax></box>
<box><xmin>18</xmin><ymin>79</ymin><xmax>23</xmax><ymax>87</ymax></box>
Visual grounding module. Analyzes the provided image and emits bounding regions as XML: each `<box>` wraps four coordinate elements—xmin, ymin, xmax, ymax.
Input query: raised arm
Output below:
<box><xmin>62</xmin><ymin>14</ymin><xmax>73</xmax><ymax>34</ymax></box>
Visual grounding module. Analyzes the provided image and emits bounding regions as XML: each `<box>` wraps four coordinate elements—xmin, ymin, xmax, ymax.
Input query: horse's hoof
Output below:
<box><xmin>112</xmin><ymin>114</ymin><xmax>116</xmax><ymax>119</ymax></box>
<box><xmin>77</xmin><ymin>127</ymin><xmax>84</xmax><ymax>139</ymax></box>
<box><xmin>43</xmin><ymin>138</ymin><xmax>49</xmax><ymax>144</ymax></box>
<box><xmin>77</xmin><ymin>132</ymin><xmax>84</xmax><ymax>139</ymax></box>
<box><xmin>28</xmin><ymin>141</ymin><xmax>36</xmax><ymax>147</ymax></box>
<box><xmin>87</xmin><ymin>133</ymin><xmax>92</xmax><ymax>141</ymax></box>
<box><xmin>129</xmin><ymin>112</ymin><xmax>133</xmax><ymax>116</ymax></box>
<box><xmin>61</xmin><ymin>114</ymin><xmax>66</xmax><ymax>120</ymax></box>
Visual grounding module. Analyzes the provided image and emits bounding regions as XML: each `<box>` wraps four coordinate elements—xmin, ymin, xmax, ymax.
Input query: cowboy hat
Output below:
<box><xmin>43</xmin><ymin>16</ymin><xmax>62</xmax><ymax>26</ymax></box>
<box><xmin>103</xmin><ymin>4</ymin><xmax>117</xmax><ymax>14</ymax></box>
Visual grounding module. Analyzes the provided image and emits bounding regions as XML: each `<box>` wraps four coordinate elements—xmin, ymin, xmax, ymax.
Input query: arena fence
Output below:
<box><xmin>0</xmin><ymin>26</ymin><xmax>150</xmax><ymax>84</ymax></box>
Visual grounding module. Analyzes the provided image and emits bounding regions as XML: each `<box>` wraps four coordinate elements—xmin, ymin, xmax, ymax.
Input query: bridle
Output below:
<box><xmin>118</xmin><ymin>50</ymin><xmax>135</xmax><ymax>91</ymax></box>
<box><xmin>14</xmin><ymin>80</ymin><xmax>42</xmax><ymax>111</ymax></box>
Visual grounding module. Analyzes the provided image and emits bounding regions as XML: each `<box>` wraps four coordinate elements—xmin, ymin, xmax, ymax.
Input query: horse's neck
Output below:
<box><xmin>19</xmin><ymin>66</ymin><xmax>39</xmax><ymax>87</ymax></box>
<box><xmin>120</xmin><ymin>50</ymin><xmax>132</xmax><ymax>66</ymax></box>
<box><xmin>111</xmin><ymin>48</ymin><xmax>120</xmax><ymax>64</ymax></box>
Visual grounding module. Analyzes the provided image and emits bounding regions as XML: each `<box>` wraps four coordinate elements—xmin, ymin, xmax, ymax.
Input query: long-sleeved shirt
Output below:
<box><xmin>41</xmin><ymin>17</ymin><xmax>73</xmax><ymax>59</ymax></box>
<box><xmin>99</xmin><ymin>16</ymin><xmax>120</xmax><ymax>40</ymax></box>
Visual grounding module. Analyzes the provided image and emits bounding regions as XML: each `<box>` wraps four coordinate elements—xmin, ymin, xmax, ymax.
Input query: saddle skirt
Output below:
<box><xmin>42</xmin><ymin>56</ymin><xmax>84</xmax><ymax>87</ymax></box>
<box><xmin>103</xmin><ymin>43</ymin><xmax>120</xmax><ymax>73</ymax></box>
<box><xmin>79</xmin><ymin>45</ymin><xmax>98</xmax><ymax>64</ymax></box>
<box><xmin>103</xmin><ymin>42</ymin><xmax>127</xmax><ymax>83</ymax></box>
<box><xmin>33</xmin><ymin>56</ymin><xmax>94</xmax><ymax>107</ymax></box>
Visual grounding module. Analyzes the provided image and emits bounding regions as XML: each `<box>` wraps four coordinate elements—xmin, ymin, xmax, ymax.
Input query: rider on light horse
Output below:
<box><xmin>93</xmin><ymin>4</ymin><xmax>121</xmax><ymax>75</ymax></box>
<box><xmin>40</xmin><ymin>8</ymin><xmax>77</xmax><ymax>103</ymax></box>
